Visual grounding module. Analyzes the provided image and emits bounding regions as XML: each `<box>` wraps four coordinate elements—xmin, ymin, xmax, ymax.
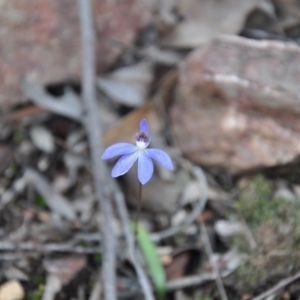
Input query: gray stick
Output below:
<box><xmin>76</xmin><ymin>0</ymin><xmax>116</xmax><ymax>299</ymax></box>
<box><xmin>251</xmin><ymin>270</ymin><xmax>300</xmax><ymax>300</ymax></box>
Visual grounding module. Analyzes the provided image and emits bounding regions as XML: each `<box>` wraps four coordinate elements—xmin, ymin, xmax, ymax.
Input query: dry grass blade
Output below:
<box><xmin>201</xmin><ymin>222</ymin><xmax>229</xmax><ymax>300</ymax></box>
<box><xmin>24</xmin><ymin>168</ymin><xmax>76</xmax><ymax>221</ymax></box>
<box><xmin>113</xmin><ymin>184</ymin><xmax>155</xmax><ymax>300</ymax></box>
<box><xmin>21</xmin><ymin>82</ymin><xmax>83</xmax><ymax>122</ymax></box>
<box><xmin>166</xmin><ymin>273</ymin><xmax>216</xmax><ymax>291</ymax></box>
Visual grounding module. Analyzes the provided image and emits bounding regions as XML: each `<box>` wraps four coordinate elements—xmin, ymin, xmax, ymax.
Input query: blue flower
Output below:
<box><xmin>101</xmin><ymin>119</ymin><xmax>173</xmax><ymax>184</ymax></box>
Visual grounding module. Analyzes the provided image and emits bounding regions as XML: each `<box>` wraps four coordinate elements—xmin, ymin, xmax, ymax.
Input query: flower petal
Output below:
<box><xmin>139</xmin><ymin>119</ymin><xmax>149</xmax><ymax>135</ymax></box>
<box><xmin>145</xmin><ymin>136</ymin><xmax>151</xmax><ymax>148</ymax></box>
<box><xmin>145</xmin><ymin>149</ymin><xmax>173</xmax><ymax>170</ymax></box>
<box><xmin>101</xmin><ymin>143</ymin><xmax>137</xmax><ymax>160</ymax></box>
<box><xmin>112</xmin><ymin>151</ymin><xmax>138</xmax><ymax>177</ymax></box>
<box><xmin>138</xmin><ymin>152</ymin><xmax>154</xmax><ymax>185</ymax></box>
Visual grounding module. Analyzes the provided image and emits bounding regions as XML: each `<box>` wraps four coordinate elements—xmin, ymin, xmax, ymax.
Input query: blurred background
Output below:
<box><xmin>1</xmin><ymin>0</ymin><xmax>300</xmax><ymax>299</ymax></box>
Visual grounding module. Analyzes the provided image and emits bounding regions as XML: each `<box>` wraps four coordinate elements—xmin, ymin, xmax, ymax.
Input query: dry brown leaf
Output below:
<box><xmin>166</xmin><ymin>251</ymin><xmax>191</xmax><ymax>280</ymax></box>
<box><xmin>22</xmin><ymin>83</ymin><xmax>83</xmax><ymax>122</ymax></box>
<box><xmin>103</xmin><ymin>102</ymin><xmax>161</xmax><ymax>147</ymax></box>
<box><xmin>4</xmin><ymin>106</ymin><xmax>47</xmax><ymax>123</ymax></box>
<box><xmin>98</xmin><ymin>62</ymin><xmax>154</xmax><ymax>107</ymax></box>
<box><xmin>103</xmin><ymin>70</ymin><xmax>177</xmax><ymax>147</ymax></box>
<box><xmin>42</xmin><ymin>256</ymin><xmax>86</xmax><ymax>300</ymax></box>
<box><xmin>161</xmin><ymin>0</ymin><xmax>262</xmax><ymax>48</ymax></box>
<box><xmin>25</xmin><ymin>168</ymin><xmax>76</xmax><ymax>221</ymax></box>
<box><xmin>44</xmin><ymin>255</ymin><xmax>87</xmax><ymax>285</ymax></box>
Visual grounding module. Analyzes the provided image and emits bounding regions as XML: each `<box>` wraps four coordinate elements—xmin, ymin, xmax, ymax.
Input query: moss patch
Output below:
<box><xmin>230</xmin><ymin>176</ymin><xmax>300</xmax><ymax>292</ymax></box>
<box><xmin>235</xmin><ymin>176</ymin><xmax>282</xmax><ymax>228</ymax></box>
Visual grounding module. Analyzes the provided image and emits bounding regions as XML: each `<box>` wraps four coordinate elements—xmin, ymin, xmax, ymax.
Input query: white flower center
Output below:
<box><xmin>136</xmin><ymin>141</ymin><xmax>147</xmax><ymax>150</ymax></box>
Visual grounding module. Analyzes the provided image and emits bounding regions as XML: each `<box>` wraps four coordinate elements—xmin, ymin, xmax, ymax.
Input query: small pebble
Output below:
<box><xmin>215</xmin><ymin>220</ymin><xmax>245</xmax><ymax>238</ymax></box>
<box><xmin>30</xmin><ymin>125</ymin><xmax>55</xmax><ymax>154</ymax></box>
<box><xmin>0</xmin><ymin>280</ymin><xmax>25</xmax><ymax>300</ymax></box>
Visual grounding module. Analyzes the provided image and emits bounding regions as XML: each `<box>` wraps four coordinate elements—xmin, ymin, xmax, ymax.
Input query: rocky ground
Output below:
<box><xmin>1</xmin><ymin>0</ymin><xmax>300</xmax><ymax>299</ymax></box>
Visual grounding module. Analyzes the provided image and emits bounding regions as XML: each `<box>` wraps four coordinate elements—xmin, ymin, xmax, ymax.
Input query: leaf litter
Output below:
<box><xmin>1</xmin><ymin>1</ymin><xmax>300</xmax><ymax>300</ymax></box>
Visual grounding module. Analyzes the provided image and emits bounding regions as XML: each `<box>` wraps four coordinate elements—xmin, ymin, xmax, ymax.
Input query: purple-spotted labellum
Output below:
<box><xmin>101</xmin><ymin>119</ymin><xmax>173</xmax><ymax>185</ymax></box>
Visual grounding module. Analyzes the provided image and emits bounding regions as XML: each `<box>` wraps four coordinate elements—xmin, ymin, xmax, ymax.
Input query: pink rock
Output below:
<box><xmin>0</xmin><ymin>0</ymin><xmax>154</xmax><ymax>111</ymax></box>
<box><xmin>171</xmin><ymin>35</ymin><xmax>300</xmax><ymax>174</ymax></box>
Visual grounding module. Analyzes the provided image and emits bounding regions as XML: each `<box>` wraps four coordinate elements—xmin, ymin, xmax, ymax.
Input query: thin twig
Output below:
<box><xmin>166</xmin><ymin>264</ymin><xmax>238</xmax><ymax>292</ymax></box>
<box><xmin>201</xmin><ymin>222</ymin><xmax>229</xmax><ymax>300</ymax></box>
<box><xmin>0</xmin><ymin>241</ymin><xmax>101</xmax><ymax>254</ymax></box>
<box><xmin>89</xmin><ymin>272</ymin><xmax>102</xmax><ymax>300</ymax></box>
<box><xmin>134</xmin><ymin>182</ymin><xmax>143</xmax><ymax>247</ymax></box>
<box><xmin>251</xmin><ymin>270</ymin><xmax>300</xmax><ymax>300</ymax></box>
<box><xmin>151</xmin><ymin>161</ymin><xmax>208</xmax><ymax>242</ymax></box>
<box><xmin>0</xmin><ymin>253</ymin><xmax>37</xmax><ymax>261</ymax></box>
<box><xmin>166</xmin><ymin>273</ymin><xmax>216</xmax><ymax>291</ymax></box>
<box><xmin>112</xmin><ymin>184</ymin><xmax>155</xmax><ymax>300</ymax></box>
<box><xmin>76</xmin><ymin>1</ymin><xmax>116</xmax><ymax>299</ymax></box>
